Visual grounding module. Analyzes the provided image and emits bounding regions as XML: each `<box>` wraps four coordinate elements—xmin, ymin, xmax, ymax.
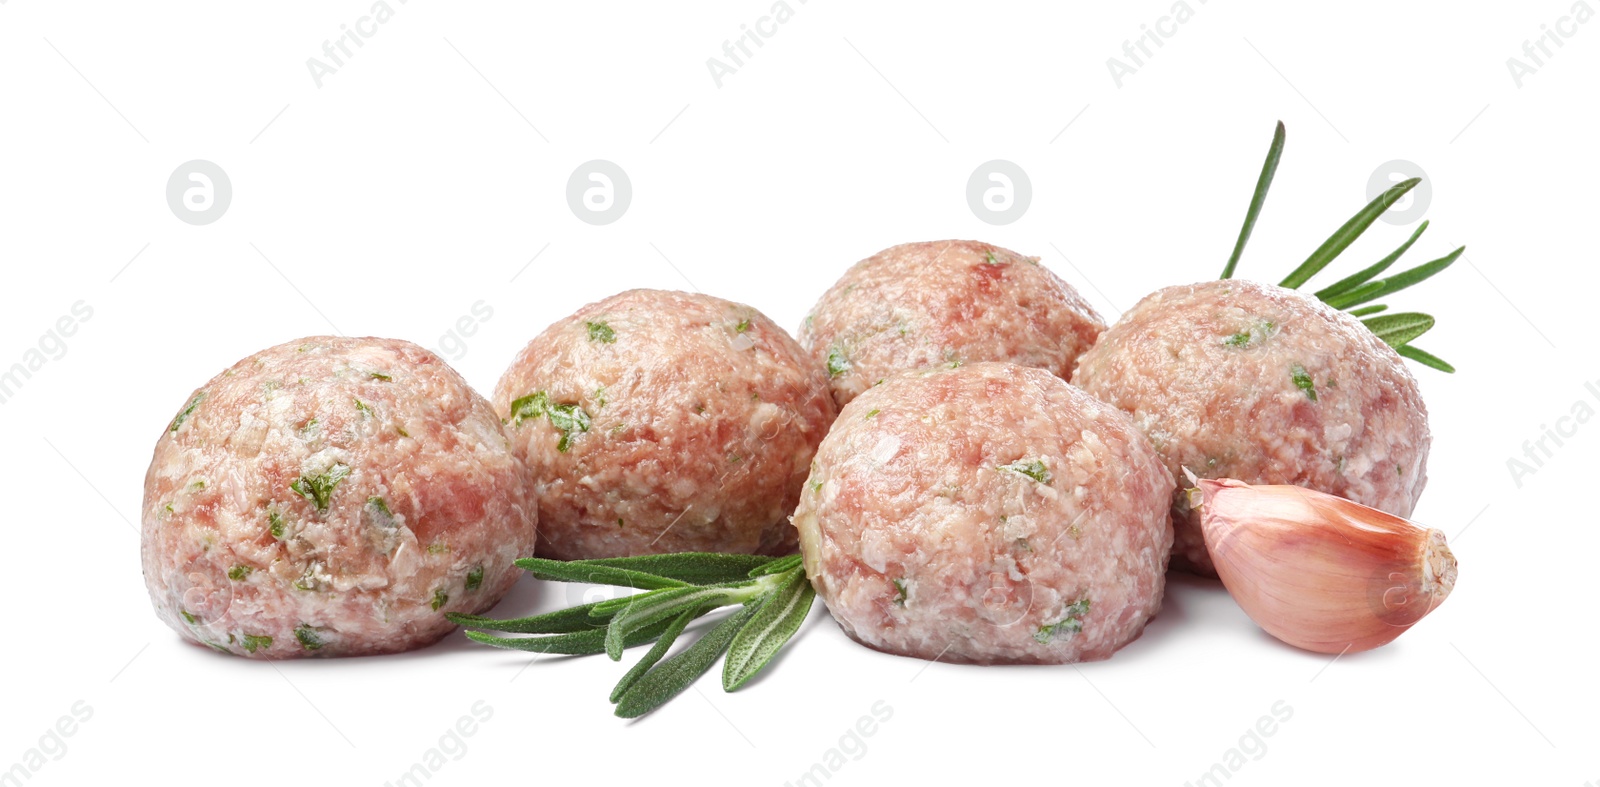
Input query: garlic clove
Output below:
<box><xmin>1198</xmin><ymin>478</ymin><xmax>1457</xmax><ymax>655</ymax></box>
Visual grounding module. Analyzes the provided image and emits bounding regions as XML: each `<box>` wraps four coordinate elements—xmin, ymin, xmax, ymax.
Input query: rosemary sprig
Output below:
<box><xmin>1361</xmin><ymin>312</ymin><xmax>1435</xmax><ymax>347</ymax></box>
<box><xmin>1278</xmin><ymin>177</ymin><xmax>1420</xmax><ymax>290</ymax></box>
<box><xmin>1312</xmin><ymin>220</ymin><xmax>1429</xmax><ymax>300</ymax></box>
<box><xmin>1223</xmin><ymin>121</ymin><xmax>1463</xmax><ymax>373</ymax></box>
<box><xmin>1397</xmin><ymin>344</ymin><xmax>1455</xmax><ymax>373</ymax></box>
<box><xmin>1220</xmin><ymin>121</ymin><xmax>1285</xmax><ymax>280</ymax></box>
<box><xmin>723</xmin><ymin>565</ymin><xmax>815</xmax><ymax>691</ymax></box>
<box><xmin>610</xmin><ymin>608</ymin><xmax>702</xmax><ymax>703</ymax></box>
<box><xmin>1324</xmin><ymin>247</ymin><xmax>1465</xmax><ymax>310</ymax></box>
<box><xmin>614</xmin><ymin>605</ymin><xmax>759</xmax><ymax>719</ymax></box>
<box><xmin>450</xmin><ymin>552</ymin><xmax>816</xmax><ymax>718</ymax></box>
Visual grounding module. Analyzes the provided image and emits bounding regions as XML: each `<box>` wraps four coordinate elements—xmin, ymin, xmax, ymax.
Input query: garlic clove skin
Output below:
<box><xmin>1198</xmin><ymin>478</ymin><xmax>1457</xmax><ymax>655</ymax></box>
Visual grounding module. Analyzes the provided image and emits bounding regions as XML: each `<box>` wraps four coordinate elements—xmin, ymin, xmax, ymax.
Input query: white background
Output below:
<box><xmin>2</xmin><ymin>2</ymin><xmax>1595</xmax><ymax>785</ymax></box>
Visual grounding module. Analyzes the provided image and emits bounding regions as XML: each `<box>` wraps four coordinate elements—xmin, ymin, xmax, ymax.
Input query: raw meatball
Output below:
<box><xmin>141</xmin><ymin>337</ymin><xmax>536</xmax><ymax>658</ymax></box>
<box><xmin>1071</xmin><ymin>279</ymin><xmax>1430</xmax><ymax>576</ymax></box>
<box><xmin>799</xmin><ymin>240</ymin><xmax>1105</xmax><ymax>408</ymax></box>
<box><xmin>494</xmin><ymin>289</ymin><xmax>836</xmax><ymax>560</ymax></box>
<box><xmin>793</xmin><ymin>362</ymin><xmax>1174</xmax><ymax>665</ymax></box>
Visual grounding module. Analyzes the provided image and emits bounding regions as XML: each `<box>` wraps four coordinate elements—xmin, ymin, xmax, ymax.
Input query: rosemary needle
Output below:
<box><xmin>454</xmin><ymin>551</ymin><xmax>817</xmax><ymax>718</ymax></box>
<box><xmin>1221</xmin><ymin>120</ymin><xmax>1285</xmax><ymax>280</ymax></box>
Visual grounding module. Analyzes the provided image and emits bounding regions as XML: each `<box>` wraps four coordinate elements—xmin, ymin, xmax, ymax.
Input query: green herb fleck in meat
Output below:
<box><xmin>509</xmin><ymin>391</ymin><xmax>550</xmax><ymax>426</ymax></box>
<box><xmin>169</xmin><ymin>392</ymin><xmax>205</xmax><ymax>432</ymax></box>
<box><xmin>180</xmin><ymin>609</ymin><xmax>198</xmax><ymax>625</ymax></box>
<box><xmin>586</xmin><ymin>321</ymin><xmax>617</xmax><ymax>343</ymax></box>
<box><xmin>290</xmin><ymin>463</ymin><xmax>351</xmax><ymax>511</ymax></box>
<box><xmin>294</xmin><ymin>625</ymin><xmax>325</xmax><ymax>651</ymax></box>
<box><xmin>431</xmin><ymin>588</ymin><xmax>449</xmax><ymax>611</ymax></box>
<box><xmin>227</xmin><ymin>565</ymin><xmax>253</xmax><ymax>581</ymax></box>
<box><xmin>354</xmin><ymin>398</ymin><xmax>373</xmax><ymax>417</ymax></box>
<box><xmin>1291</xmin><ymin>364</ymin><xmax>1318</xmax><ymax>401</ymax></box>
<box><xmin>736</xmin><ymin>318</ymin><xmax>751</xmax><ymax>333</ymax></box>
<box><xmin>427</xmin><ymin>542</ymin><xmax>449</xmax><ymax>555</ymax></box>
<box><xmin>546</xmin><ymin>402</ymin><xmax>592</xmax><ymax>452</ymax></box>
<box><xmin>826</xmin><ymin>347</ymin><xmax>850</xmax><ymax>378</ymax></box>
<box><xmin>241</xmin><ymin>634</ymin><xmax>273</xmax><ymax>653</ymax></box>
<box><xmin>370</xmin><ymin>371</ymin><xmax>393</xmax><ymax>381</ymax></box>
<box><xmin>466</xmin><ymin>565</ymin><xmax>485</xmax><ymax>592</ymax></box>
<box><xmin>998</xmin><ymin>459</ymin><xmax>1052</xmax><ymax>485</ymax></box>
<box><xmin>892</xmin><ymin>579</ymin><xmax>907</xmax><ymax>605</ymax></box>
<box><xmin>864</xmin><ymin>409</ymin><xmax>880</xmax><ymax>420</ymax></box>
<box><xmin>1224</xmin><ymin>320</ymin><xmax>1277</xmax><ymax>348</ymax></box>
<box><xmin>1034</xmin><ymin>598</ymin><xmax>1090</xmax><ymax>644</ymax></box>
<box><xmin>365</xmin><ymin>496</ymin><xmax>397</xmax><ymax>535</ymax></box>
<box><xmin>268</xmin><ymin>507</ymin><xmax>286</xmax><ymax>539</ymax></box>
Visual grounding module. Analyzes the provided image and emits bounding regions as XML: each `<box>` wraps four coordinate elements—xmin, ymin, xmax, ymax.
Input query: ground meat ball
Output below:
<box><xmin>1071</xmin><ymin>279</ymin><xmax>1430</xmax><ymax>577</ymax></box>
<box><xmin>798</xmin><ymin>240</ymin><xmax>1106</xmax><ymax>408</ymax></box>
<box><xmin>793</xmin><ymin>362</ymin><xmax>1174</xmax><ymax>665</ymax></box>
<box><xmin>141</xmin><ymin>337</ymin><xmax>536</xmax><ymax>659</ymax></box>
<box><xmin>494</xmin><ymin>289</ymin><xmax>836</xmax><ymax>560</ymax></box>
